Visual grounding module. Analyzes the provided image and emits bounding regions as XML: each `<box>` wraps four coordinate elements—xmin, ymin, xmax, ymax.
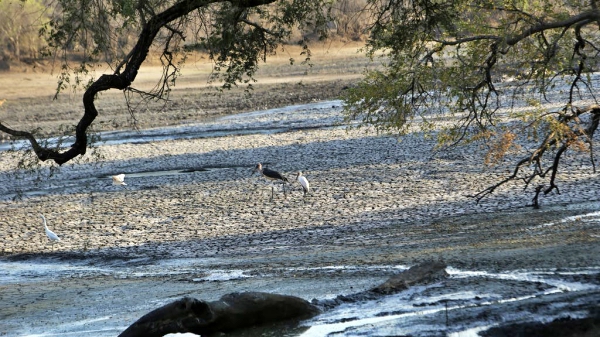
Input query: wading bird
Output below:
<box><xmin>112</xmin><ymin>174</ymin><xmax>127</xmax><ymax>185</ymax></box>
<box><xmin>253</xmin><ymin>163</ymin><xmax>288</xmax><ymax>200</ymax></box>
<box><xmin>40</xmin><ymin>214</ymin><xmax>60</xmax><ymax>249</ymax></box>
<box><xmin>296</xmin><ymin>171</ymin><xmax>310</xmax><ymax>197</ymax></box>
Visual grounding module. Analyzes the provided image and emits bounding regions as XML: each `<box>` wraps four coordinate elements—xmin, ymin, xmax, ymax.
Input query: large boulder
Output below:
<box><xmin>119</xmin><ymin>261</ymin><xmax>447</xmax><ymax>337</ymax></box>
<box><xmin>371</xmin><ymin>260</ymin><xmax>448</xmax><ymax>294</ymax></box>
<box><xmin>118</xmin><ymin>291</ymin><xmax>319</xmax><ymax>337</ymax></box>
<box><xmin>314</xmin><ymin>260</ymin><xmax>448</xmax><ymax>309</ymax></box>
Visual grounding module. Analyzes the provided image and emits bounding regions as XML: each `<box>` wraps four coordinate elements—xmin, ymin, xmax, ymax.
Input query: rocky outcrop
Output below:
<box><xmin>118</xmin><ymin>292</ymin><xmax>320</xmax><ymax>337</ymax></box>
<box><xmin>119</xmin><ymin>261</ymin><xmax>447</xmax><ymax>337</ymax></box>
<box><xmin>371</xmin><ymin>260</ymin><xmax>448</xmax><ymax>294</ymax></box>
<box><xmin>314</xmin><ymin>260</ymin><xmax>448</xmax><ymax>309</ymax></box>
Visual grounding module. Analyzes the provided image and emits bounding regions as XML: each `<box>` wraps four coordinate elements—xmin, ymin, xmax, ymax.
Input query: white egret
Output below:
<box><xmin>112</xmin><ymin>174</ymin><xmax>127</xmax><ymax>185</ymax></box>
<box><xmin>253</xmin><ymin>163</ymin><xmax>288</xmax><ymax>200</ymax></box>
<box><xmin>40</xmin><ymin>214</ymin><xmax>60</xmax><ymax>249</ymax></box>
<box><xmin>296</xmin><ymin>171</ymin><xmax>310</xmax><ymax>197</ymax></box>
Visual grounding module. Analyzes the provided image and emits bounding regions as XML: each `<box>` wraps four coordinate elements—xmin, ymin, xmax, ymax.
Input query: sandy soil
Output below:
<box><xmin>0</xmin><ymin>43</ymin><xmax>372</xmax><ymax>138</ymax></box>
<box><xmin>0</xmin><ymin>43</ymin><xmax>599</xmax><ymax>336</ymax></box>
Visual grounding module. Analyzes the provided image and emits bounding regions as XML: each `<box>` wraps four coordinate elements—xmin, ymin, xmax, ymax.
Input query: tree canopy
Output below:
<box><xmin>0</xmin><ymin>0</ymin><xmax>331</xmax><ymax>164</ymax></box>
<box><xmin>344</xmin><ymin>0</ymin><xmax>600</xmax><ymax>205</ymax></box>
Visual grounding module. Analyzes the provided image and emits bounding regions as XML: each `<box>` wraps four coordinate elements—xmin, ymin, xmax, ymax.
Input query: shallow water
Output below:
<box><xmin>3</xmin><ymin>233</ymin><xmax>600</xmax><ymax>337</ymax></box>
<box><xmin>1</xmin><ymin>98</ymin><xmax>600</xmax><ymax>336</ymax></box>
<box><xmin>299</xmin><ymin>265</ymin><xmax>600</xmax><ymax>336</ymax></box>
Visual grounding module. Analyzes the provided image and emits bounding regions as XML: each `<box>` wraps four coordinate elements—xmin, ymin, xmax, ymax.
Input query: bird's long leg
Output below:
<box><xmin>270</xmin><ymin>185</ymin><xmax>274</xmax><ymax>201</ymax></box>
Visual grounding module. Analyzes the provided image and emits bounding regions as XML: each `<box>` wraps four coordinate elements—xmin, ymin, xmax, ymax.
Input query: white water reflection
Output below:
<box><xmin>286</xmin><ymin>264</ymin><xmax>409</xmax><ymax>273</ymax></box>
<box><xmin>448</xmin><ymin>325</ymin><xmax>496</xmax><ymax>337</ymax></box>
<box><xmin>22</xmin><ymin>329</ymin><xmax>124</xmax><ymax>337</ymax></box>
<box><xmin>3</xmin><ymin>259</ymin><xmax>599</xmax><ymax>337</ymax></box>
<box><xmin>192</xmin><ymin>269</ymin><xmax>250</xmax><ymax>282</ymax></box>
<box><xmin>0</xmin><ymin>258</ymin><xmax>254</xmax><ymax>284</ymax></box>
<box><xmin>446</xmin><ymin>267</ymin><xmax>599</xmax><ymax>292</ymax></box>
<box><xmin>530</xmin><ymin>210</ymin><xmax>600</xmax><ymax>229</ymax></box>
<box><xmin>299</xmin><ymin>266</ymin><xmax>600</xmax><ymax>337</ymax></box>
<box><xmin>0</xmin><ymin>260</ymin><xmax>410</xmax><ymax>285</ymax></box>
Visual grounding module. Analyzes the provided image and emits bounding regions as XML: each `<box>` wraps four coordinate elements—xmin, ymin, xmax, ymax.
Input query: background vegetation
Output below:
<box><xmin>0</xmin><ymin>0</ymin><xmax>49</xmax><ymax>66</ymax></box>
<box><xmin>0</xmin><ymin>0</ymin><xmax>371</xmax><ymax>68</ymax></box>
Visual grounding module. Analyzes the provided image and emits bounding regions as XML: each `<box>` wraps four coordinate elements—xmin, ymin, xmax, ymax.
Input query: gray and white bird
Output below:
<box><xmin>40</xmin><ymin>214</ymin><xmax>60</xmax><ymax>248</ymax></box>
<box><xmin>296</xmin><ymin>171</ymin><xmax>310</xmax><ymax>197</ymax></box>
<box><xmin>253</xmin><ymin>163</ymin><xmax>289</xmax><ymax>200</ymax></box>
<box><xmin>112</xmin><ymin>174</ymin><xmax>127</xmax><ymax>186</ymax></box>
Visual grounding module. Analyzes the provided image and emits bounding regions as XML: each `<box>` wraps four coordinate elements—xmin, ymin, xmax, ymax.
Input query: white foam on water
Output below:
<box><xmin>301</xmin><ymin>266</ymin><xmax>600</xmax><ymax>336</ymax></box>
<box><xmin>301</xmin><ymin>306</ymin><xmax>446</xmax><ymax>337</ymax></box>
<box><xmin>447</xmin><ymin>325</ymin><xmax>496</xmax><ymax>337</ymax></box>
<box><xmin>530</xmin><ymin>267</ymin><xmax>600</xmax><ymax>276</ymax></box>
<box><xmin>302</xmin><ymin>287</ymin><xmax>584</xmax><ymax>337</ymax></box>
<box><xmin>286</xmin><ymin>264</ymin><xmax>409</xmax><ymax>272</ymax></box>
<box><xmin>59</xmin><ymin>315</ymin><xmax>113</xmax><ymax>327</ymax></box>
<box><xmin>0</xmin><ymin>260</ymin><xmax>111</xmax><ymax>284</ymax></box>
<box><xmin>192</xmin><ymin>269</ymin><xmax>250</xmax><ymax>282</ymax></box>
<box><xmin>19</xmin><ymin>327</ymin><xmax>122</xmax><ymax>337</ymax></box>
<box><xmin>0</xmin><ymin>257</ymin><xmax>256</xmax><ymax>284</ymax></box>
<box><xmin>414</xmin><ymin>290</ymin><xmax>479</xmax><ymax>303</ymax></box>
<box><xmin>446</xmin><ymin>267</ymin><xmax>599</xmax><ymax>292</ymax></box>
<box><xmin>528</xmin><ymin>210</ymin><xmax>600</xmax><ymax>229</ymax></box>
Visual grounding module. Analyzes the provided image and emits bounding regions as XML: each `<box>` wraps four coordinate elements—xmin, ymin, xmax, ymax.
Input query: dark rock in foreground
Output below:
<box><xmin>119</xmin><ymin>261</ymin><xmax>448</xmax><ymax>336</ymax></box>
<box><xmin>118</xmin><ymin>292</ymin><xmax>319</xmax><ymax>337</ymax></box>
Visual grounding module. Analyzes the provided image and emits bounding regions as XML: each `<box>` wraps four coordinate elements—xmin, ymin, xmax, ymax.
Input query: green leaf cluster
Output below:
<box><xmin>344</xmin><ymin>0</ymin><xmax>600</xmax><ymax>150</ymax></box>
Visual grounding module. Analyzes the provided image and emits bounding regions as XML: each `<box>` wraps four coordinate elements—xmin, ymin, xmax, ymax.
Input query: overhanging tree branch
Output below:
<box><xmin>345</xmin><ymin>1</ymin><xmax>600</xmax><ymax>205</ymax></box>
<box><xmin>1</xmin><ymin>0</ymin><xmax>283</xmax><ymax>165</ymax></box>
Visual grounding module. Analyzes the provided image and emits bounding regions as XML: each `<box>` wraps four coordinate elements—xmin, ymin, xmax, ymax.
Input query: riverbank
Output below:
<box><xmin>2</xmin><ymin>108</ymin><xmax>599</xmax><ymax>258</ymax></box>
<box><xmin>0</xmin><ymin>100</ymin><xmax>599</xmax><ymax>335</ymax></box>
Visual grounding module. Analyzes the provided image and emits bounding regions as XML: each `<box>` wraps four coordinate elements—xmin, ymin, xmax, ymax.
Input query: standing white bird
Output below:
<box><xmin>112</xmin><ymin>174</ymin><xmax>127</xmax><ymax>185</ymax></box>
<box><xmin>40</xmin><ymin>214</ymin><xmax>60</xmax><ymax>249</ymax></box>
<box><xmin>296</xmin><ymin>171</ymin><xmax>310</xmax><ymax>197</ymax></box>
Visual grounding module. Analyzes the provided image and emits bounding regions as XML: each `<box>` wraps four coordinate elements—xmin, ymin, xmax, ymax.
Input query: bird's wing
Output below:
<box><xmin>263</xmin><ymin>168</ymin><xmax>286</xmax><ymax>181</ymax></box>
<box><xmin>299</xmin><ymin>176</ymin><xmax>310</xmax><ymax>190</ymax></box>
<box><xmin>45</xmin><ymin>228</ymin><xmax>60</xmax><ymax>241</ymax></box>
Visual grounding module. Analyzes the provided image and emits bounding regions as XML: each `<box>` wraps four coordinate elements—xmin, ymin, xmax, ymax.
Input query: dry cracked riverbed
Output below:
<box><xmin>1</xmin><ymin>59</ymin><xmax>600</xmax><ymax>336</ymax></box>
